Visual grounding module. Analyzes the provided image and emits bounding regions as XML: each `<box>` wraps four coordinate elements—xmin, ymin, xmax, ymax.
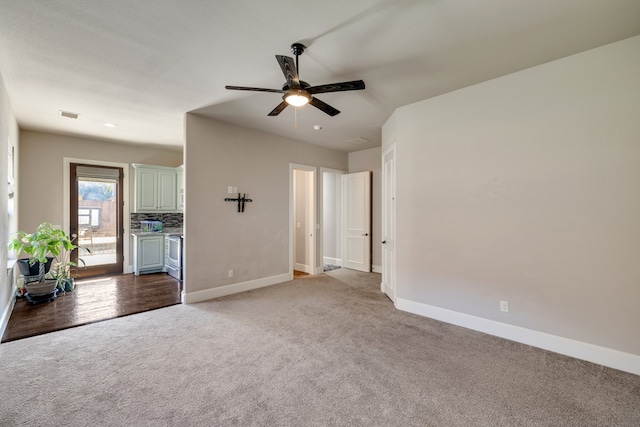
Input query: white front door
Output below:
<box><xmin>382</xmin><ymin>145</ymin><xmax>396</xmax><ymax>302</ymax></box>
<box><xmin>342</xmin><ymin>171</ymin><xmax>371</xmax><ymax>272</ymax></box>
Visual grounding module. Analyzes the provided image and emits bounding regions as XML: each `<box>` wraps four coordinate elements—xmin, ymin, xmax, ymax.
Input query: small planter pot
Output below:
<box><xmin>60</xmin><ymin>278</ymin><xmax>75</xmax><ymax>292</ymax></box>
<box><xmin>24</xmin><ymin>279</ymin><xmax>58</xmax><ymax>296</ymax></box>
<box><xmin>16</xmin><ymin>257</ymin><xmax>54</xmax><ymax>277</ymax></box>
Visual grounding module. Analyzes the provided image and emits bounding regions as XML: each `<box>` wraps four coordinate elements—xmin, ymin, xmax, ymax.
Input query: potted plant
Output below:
<box><xmin>50</xmin><ymin>235</ymin><xmax>87</xmax><ymax>292</ymax></box>
<box><xmin>8</xmin><ymin>222</ymin><xmax>77</xmax><ymax>297</ymax></box>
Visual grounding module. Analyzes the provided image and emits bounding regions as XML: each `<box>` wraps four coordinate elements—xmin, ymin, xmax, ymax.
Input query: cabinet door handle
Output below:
<box><xmin>382</xmin><ymin>240</ymin><xmax>387</xmax><ymax>244</ymax></box>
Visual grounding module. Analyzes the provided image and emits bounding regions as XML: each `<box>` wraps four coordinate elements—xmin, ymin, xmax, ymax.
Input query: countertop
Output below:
<box><xmin>131</xmin><ymin>228</ymin><xmax>183</xmax><ymax>237</ymax></box>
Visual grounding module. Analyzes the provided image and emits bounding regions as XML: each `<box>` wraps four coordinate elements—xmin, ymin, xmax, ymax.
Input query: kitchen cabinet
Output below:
<box><xmin>132</xmin><ymin>234</ymin><xmax>164</xmax><ymax>275</ymax></box>
<box><xmin>132</xmin><ymin>164</ymin><xmax>177</xmax><ymax>212</ymax></box>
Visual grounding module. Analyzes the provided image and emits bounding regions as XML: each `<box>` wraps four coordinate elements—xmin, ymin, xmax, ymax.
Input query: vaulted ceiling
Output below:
<box><xmin>1</xmin><ymin>1</ymin><xmax>639</xmax><ymax>152</ymax></box>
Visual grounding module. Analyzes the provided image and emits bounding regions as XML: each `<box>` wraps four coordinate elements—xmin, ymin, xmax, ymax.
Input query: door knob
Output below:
<box><xmin>382</xmin><ymin>240</ymin><xmax>387</xmax><ymax>244</ymax></box>
<box><xmin>362</xmin><ymin>233</ymin><xmax>369</xmax><ymax>236</ymax></box>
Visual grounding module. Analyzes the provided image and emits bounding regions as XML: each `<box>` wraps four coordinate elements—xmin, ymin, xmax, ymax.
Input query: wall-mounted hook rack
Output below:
<box><xmin>224</xmin><ymin>193</ymin><xmax>253</xmax><ymax>212</ymax></box>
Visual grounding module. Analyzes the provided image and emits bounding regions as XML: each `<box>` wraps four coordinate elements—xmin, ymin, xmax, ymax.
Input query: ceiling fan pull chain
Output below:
<box><xmin>294</xmin><ymin>106</ymin><xmax>298</xmax><ymax>128</ymax></box>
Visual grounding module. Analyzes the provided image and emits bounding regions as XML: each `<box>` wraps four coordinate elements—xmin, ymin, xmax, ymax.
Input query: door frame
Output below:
<box><xmin>289</xmin><ymin>163</ymin><xmax>317</xmax><ymax>276</ymax></box>
<box><xmin>381</xmin><ymin>144</ymin><xmax>397</xmax><ymax>302</ymax></box>
<box><xmin>63</xmin><ymin>157</ymin><xmax>131</xmax><ymax>274</ymax></box>
<box><xmin>319</xmin><ymin>167</ymin><xmax>347</xmax><ymax>273</ymax></box>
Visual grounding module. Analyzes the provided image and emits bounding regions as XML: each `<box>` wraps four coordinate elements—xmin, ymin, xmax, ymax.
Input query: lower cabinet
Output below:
<box><xmin>133</xmin><ymin>234</ymin><xmax>164</xmax><ymax>275</ymax></box>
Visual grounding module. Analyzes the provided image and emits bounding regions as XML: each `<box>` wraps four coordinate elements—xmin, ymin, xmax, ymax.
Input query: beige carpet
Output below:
<box><xmin>1</xmin><ymin>269</ymin><xmax>638</xmax><ymax>426</ymax></box>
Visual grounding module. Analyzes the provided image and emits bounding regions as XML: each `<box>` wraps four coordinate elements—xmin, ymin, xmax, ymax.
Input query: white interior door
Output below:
<box><xmin>381</xmin><ymin>145</ymin><xmax>396</xmax><ymax>302</ymax></box>
<box><xmin>342</xmin><ymin>171</ymin><xmax>371</xmax><ymax>272</ymax></box>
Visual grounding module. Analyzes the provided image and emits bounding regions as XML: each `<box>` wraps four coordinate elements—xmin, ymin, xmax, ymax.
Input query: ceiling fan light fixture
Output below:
<box><xmin>284</xmin><ymin>91</ymin><xmax>310</xmax><ymax>107</ymax></box>
<box><xmin>226</xmin><ymin>43</ymin><xmax>364</xmax><ymax>117</ymax></box>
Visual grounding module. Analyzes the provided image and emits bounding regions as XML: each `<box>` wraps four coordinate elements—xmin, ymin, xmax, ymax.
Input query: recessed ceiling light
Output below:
<box><xmin>59</xmin><ymin>110</ymin><xmax>79</xmax><ymax>119</ymax></box>
<box><xmin>103</xmin><ymin>122</ymin><xmax>117</xmax><ymax>128</ymax></box>
<box><xmin>313</xmin><ymin>125</ymin><xmax>322</xmax><ymax>130</ymax></box>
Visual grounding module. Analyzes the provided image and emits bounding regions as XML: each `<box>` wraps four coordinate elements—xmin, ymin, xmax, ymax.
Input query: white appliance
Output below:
<box><xmin>165</xmin><ymin>234</ymin><xmax>183</xmax><ymax>280</ymax></box>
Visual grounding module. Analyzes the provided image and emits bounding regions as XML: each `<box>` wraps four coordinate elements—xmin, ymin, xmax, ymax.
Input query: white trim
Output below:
<box><xmin>294</xmin><ymin>262</ymin><xmax>314</xmax><ymax>274</ymax></box>
<box><xmin>396</xmin><ymin>297</ymin><xmax>640</xmax><ymax>376</ymax></box>
<box><xmin>372</xmin><ymin>264</ymin><xmax>382</xmax><ymax>273</ymax></box>
<box><xmin>63</xmin><ymin>157</ymin><xmax>131</xmax><ymax>272</ymax></box>
<box><xmin>0</xmin><ymin>289</ymin><xmax>16</xmax><ymax>341</ymax></box>
<box><xmin>183</xmin><ymin>273</ymin><xmax>291</xmax><ymax>304</ymax></box>
<box><xmin>381</xmin><ymin>144</ymin><xmax>397</xmax><ymax>302</ymax></box>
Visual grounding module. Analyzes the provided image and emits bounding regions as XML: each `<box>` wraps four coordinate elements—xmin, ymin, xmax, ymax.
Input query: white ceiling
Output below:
<box><xmin>1</xmin><ymin>0</ymin><xmax>639</xmax><ymax>153</ymax></box>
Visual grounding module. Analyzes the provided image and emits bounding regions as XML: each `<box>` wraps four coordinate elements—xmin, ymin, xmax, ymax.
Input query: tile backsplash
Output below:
<box><xmin>131</xmin><ymin>212</ymin><xmax>183</xmax><ymax>231</ymax></box>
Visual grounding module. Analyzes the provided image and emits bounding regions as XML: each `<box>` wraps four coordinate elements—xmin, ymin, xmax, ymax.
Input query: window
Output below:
<box><xmin>78</xmin><ymin>208</ymin><xmax>101</xmax><ymax>227</ymax></box>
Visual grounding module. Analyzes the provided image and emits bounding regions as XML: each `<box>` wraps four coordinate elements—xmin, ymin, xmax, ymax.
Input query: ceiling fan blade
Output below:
<box><xmin>309</xmin><ymin>97</ymin><xmax>340</xmax><ymax>116</ymax></box>
<box><xmin>268</xmin><ymin>101</ymin><xmax>289</xmax><ymax>116</ymax></box>
<box><xmin>307</xmin><ymin>80</ymin><xmax>365</xmax><ymax>95</ymax></box>
<box><xmin>275</xmin><ymin>55</ymin><xmax>300</xmax><ymax>89</ymax></box>
<box><xmin>225</xmin><ymin>85</ymin><xmax>284</xmax><ymax>93</ymax></box>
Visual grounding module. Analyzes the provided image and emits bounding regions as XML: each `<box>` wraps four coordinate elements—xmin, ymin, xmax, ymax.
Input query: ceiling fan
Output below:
<box><xmin>225</xmin><ymin>43</ymin><xmax>365</xmax><ymax>117</ymax></box>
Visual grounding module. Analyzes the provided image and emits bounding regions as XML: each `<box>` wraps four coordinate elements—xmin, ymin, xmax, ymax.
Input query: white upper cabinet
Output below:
<box><xmin>132</xmin><ymin>164</ymin><xmax>178</xmax><ymax>212</ymax></box>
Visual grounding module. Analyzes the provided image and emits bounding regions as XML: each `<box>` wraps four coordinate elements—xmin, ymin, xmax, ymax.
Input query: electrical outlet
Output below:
<box><xmin>500</xmin><ymin>300</ymin><xmax>509</xmax><ymax>313</ymax></box>
<box><xmin>228</xmin><ymin>269</ymin><xmax>233</xmax><ymax>278</ymax></box>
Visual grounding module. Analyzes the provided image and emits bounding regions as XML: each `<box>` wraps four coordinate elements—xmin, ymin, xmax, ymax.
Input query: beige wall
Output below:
<box><xmin>184</xmin><ymin>114</ymin><xmax>347</xmax><ymax>295</ymax></box>
<box><xmin>18</xmin><ymin>130</ymin><xmax>182</xmax><ymax>231</ymax></box>
<box><xmin>349</xmin><ymin>147</ymin><xmax>382</xmax><ymax>270</ymax></box>
<box><xmin>384</xmin><ymin>35</ymin><xmax>640</xmax><ymax>356</ymax></box>
<box><xmin>1</xmin><ymin>71</ymin><xmax>19</xmax><ymax>333</ymax></box>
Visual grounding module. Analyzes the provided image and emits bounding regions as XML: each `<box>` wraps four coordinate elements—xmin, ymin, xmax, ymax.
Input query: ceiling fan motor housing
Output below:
<box><xmin>291</xmin><ymin>43</ymin><xmax>305</xmax><ymax>56</ymax></box>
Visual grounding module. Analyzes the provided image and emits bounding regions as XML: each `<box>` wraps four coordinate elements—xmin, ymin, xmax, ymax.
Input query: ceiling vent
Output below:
<box><xmin>345</xmin><ymin>137</ymin><xmax>371</xmax><ymax>146</ymax></box>
<box><xmin>59</xmin><ymin>110</ymin><xmax>79</xmax><ymax>119</ymax></box>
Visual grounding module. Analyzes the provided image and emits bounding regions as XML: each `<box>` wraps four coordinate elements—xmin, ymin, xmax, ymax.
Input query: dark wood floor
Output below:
<box><xmin>2</xmin><ymin>273</ymin><xmax>182</xmax><ymax>343</ymax></box>
<box><xmin>293</xmin><ymin>270</ymin><xmax>309</xmax><ymax>278</ymax></box>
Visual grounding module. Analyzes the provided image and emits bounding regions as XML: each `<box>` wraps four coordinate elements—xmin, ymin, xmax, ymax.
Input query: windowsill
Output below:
<box><xmin>7</xmin><ymin>259</ymin><xmax>17</xmax><ymax>275</ymax></box>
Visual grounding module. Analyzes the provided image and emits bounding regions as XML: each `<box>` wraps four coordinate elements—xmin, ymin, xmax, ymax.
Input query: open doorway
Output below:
<box><xmin>320</xmin><ymin>168</ymin><xmax>345</xmax><ymax>272</ymax></box>
<box><xmin>291</xmin><ymin>164</ymin><xmax>316</xmax><ymax>277</ymax></box>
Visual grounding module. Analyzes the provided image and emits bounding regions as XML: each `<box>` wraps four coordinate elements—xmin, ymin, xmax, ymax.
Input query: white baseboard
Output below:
<box><xmin>323</xmin><ymin>257</ymin><xmax>342</xmax><ymax>266</ymax></box>
<box><xmin>372</xmin><ymin>264</ymin><xmax>382</xmax><ymax>274</ymax></box>
<box><xmin>294</xmin><ymin>263</ymin><xmax>314</xmax><ymax>274</ymax></box>
<box><xmin>396</xmin><ymin>297</ymin><xmax>640</xmax><ymax>376</ymax></box>
<box><xmin>183</xmin><ymin>273</ymin><xmax>291</xmax><ymax>304</ymax></box>
<box><xmin>0</xmin><ymin>293</ymin><xmax>16</xmax><ymax>341</ymax></box>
